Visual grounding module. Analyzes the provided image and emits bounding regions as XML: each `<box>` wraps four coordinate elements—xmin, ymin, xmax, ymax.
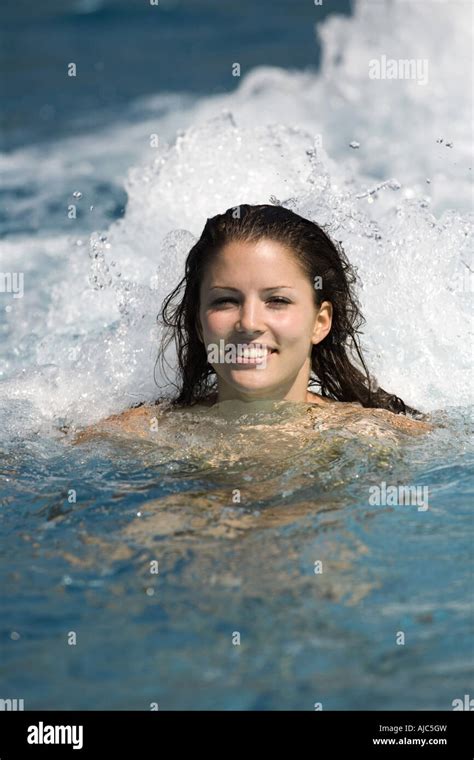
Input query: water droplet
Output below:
<box><xmin>387</xmin><ymin>179</ymin><xmax>401</xmax><ymax>190</ymax></box>
<box><xmin>72</xmin><ymin>191</ymin><xmax>83</xmax><ymax>199</ymax></box>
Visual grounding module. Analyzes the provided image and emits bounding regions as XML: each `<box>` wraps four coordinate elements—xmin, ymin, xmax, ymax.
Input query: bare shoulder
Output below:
<box><xmin>103</xmin><ymin>404</ymin><xmax>160</xmax><ymax>430</ymax></box>
<box><xmin>305</xmin><ymin>397</ymin><xmax>433</xmax><ymax>437</ymax></box>
<box><xmin>368</xmin><ymin>408</ymin><xmax>433</xmax><ymax>435</ymax></box>
<box><xmin>73</xmin><ymin>403</ymin><xmax>161</xmax><ymax>444</ymax></box>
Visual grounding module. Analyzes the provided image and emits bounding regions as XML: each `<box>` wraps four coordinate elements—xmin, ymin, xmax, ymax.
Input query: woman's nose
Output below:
<box><xmin>235</xmin><ymin>299</ymin><xmax>264</xmax><ymax>333</ymax></box>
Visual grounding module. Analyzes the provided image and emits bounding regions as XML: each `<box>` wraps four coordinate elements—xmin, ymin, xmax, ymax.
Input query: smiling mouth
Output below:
<box><xmin>234</xmin><ymin>345</ymin><xmax>278</xmax><ymax>364</ymax></box>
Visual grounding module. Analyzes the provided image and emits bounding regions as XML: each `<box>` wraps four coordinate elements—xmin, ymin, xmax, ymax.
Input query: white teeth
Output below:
<box><xmin>238</xmin><ymin>347</ymin><xmax>271</xmax><ymax>358</ymax></box>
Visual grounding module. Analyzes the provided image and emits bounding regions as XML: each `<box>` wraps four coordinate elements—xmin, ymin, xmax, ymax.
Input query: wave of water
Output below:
<box><xmin>0</xmin><ymin>0</ymin><xmax>472</xmax><ymax>442</ymax></box>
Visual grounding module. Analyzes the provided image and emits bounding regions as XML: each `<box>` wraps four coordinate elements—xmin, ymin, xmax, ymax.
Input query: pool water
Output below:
<box><xmin>1</xmin><ymin>402</ymin><xmax>472</xmax><ymax>709</ymax></box>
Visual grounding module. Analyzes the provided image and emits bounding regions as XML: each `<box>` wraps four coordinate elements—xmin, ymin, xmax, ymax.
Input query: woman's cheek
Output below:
<box><xmin>268</xmin><ymin>312</ymin><xmax>303</xmax><ymax>341</ymax></box>
<box><xmin>205</xmin><ymin>312</ymin><xmax>230</xmax><ymax>338</ymax></box>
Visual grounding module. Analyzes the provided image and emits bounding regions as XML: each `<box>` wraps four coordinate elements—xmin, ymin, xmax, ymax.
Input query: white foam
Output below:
<box><xmin>0</xmin><ymin>0</ymin><xmax>472</xmax><ymax>438</ymax></box>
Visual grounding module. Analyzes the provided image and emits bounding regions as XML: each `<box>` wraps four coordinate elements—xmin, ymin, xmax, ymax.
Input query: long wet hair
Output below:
<box><xmin>154</xmin><ymin>204</ymin><xmax>420</xmax><ymax>416</ymax></box>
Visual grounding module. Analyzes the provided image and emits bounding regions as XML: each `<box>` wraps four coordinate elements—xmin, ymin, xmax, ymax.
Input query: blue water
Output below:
<box><xmin>0</xmin><ymin>404</ymin><xmax>473</xmax><ymax>709</ymax></box>
<box><xmin>1</xmin><ymin>0</ymin><xmax>351</xmax><ymax>153</ymax></box>
<box><xmin>0</xmin><ymin>0</ymin><xmax>351</xmax><ymax>239</ymax></box>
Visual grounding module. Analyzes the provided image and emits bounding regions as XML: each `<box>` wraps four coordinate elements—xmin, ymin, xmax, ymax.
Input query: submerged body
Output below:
<box><xmin>73</xmin><ymin>391</ymin><xmax>432</xmax><ymax>447</ymax></box>
<box><xmin>4</xmin><ymin>405</ymin><xmax>469</xmax><ymax>711</ymax></box>
<box><xmin>69</xmin><ymin>390</ymin><xmax>434</xmax><ymax>547</ymax></box>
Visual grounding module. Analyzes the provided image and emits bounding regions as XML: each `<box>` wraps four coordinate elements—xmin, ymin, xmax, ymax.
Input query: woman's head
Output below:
<box><xmin>157</xmin><ymin>204</ymin><xmax>417</xmax><ymax>415</ymax></box>
<box><xmin>196</xmin><ymin>235</ymin><xmax>333</xmax><ymax>403</ymax></box>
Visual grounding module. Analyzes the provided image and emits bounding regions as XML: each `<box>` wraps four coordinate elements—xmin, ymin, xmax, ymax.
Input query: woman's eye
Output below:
<box><xmin>212</xmin><ymin>297</ymin><xmax>290</xmax><ymax>307</ymax></box>
<box><xmin>212</xmin><ymin>298</ymin><xmax>237</xmax><ymax>305</ymax></box>
<box><xmin>268</xmin><ymin>297</ymin><xmax>290</xmax><ymax>306</ymax></box>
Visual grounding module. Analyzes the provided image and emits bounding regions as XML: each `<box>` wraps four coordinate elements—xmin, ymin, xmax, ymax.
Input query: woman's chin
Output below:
<box><xmin>224</xmin><ymin>373</ymin><xmax>277</xmax><ymax>395</ymax></box>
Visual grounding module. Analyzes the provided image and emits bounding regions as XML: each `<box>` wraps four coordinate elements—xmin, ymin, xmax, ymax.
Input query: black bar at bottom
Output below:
<box><xmin>0</xmin><ymin>710</ymin><xmax>472</xmax><ymax>757</ymax></box>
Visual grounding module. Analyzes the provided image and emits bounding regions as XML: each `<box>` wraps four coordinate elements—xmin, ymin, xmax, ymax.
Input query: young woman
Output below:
<box><xmin>77</xmin><ymin>204</ymin><xmax>431</xmax><ymax>440</ymax></box>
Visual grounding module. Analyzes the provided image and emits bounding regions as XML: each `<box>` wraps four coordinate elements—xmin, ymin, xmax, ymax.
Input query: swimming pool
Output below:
<box><xmin>1</xmin><ymin>403</ymin><xmax>472</xmax><ymax>709</ymax></box>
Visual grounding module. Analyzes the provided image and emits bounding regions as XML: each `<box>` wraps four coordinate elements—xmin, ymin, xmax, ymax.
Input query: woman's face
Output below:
<box><xmin>197</xmin><ymin>238</ymin><xmax>333</xmax><ymax>403</ymax></box>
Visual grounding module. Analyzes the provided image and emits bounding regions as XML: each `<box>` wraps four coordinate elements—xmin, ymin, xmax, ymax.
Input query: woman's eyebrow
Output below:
<box><xmin>209</xmin><ymin>285</ymin><xmax>294</xmax><ymax>291</ymax></box>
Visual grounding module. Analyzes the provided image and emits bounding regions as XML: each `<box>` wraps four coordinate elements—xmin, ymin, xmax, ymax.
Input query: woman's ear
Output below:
<box><xmin>312</xmin><ymin>300</ymin><xmax>333</xmax><ymax>345</ymax></box>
